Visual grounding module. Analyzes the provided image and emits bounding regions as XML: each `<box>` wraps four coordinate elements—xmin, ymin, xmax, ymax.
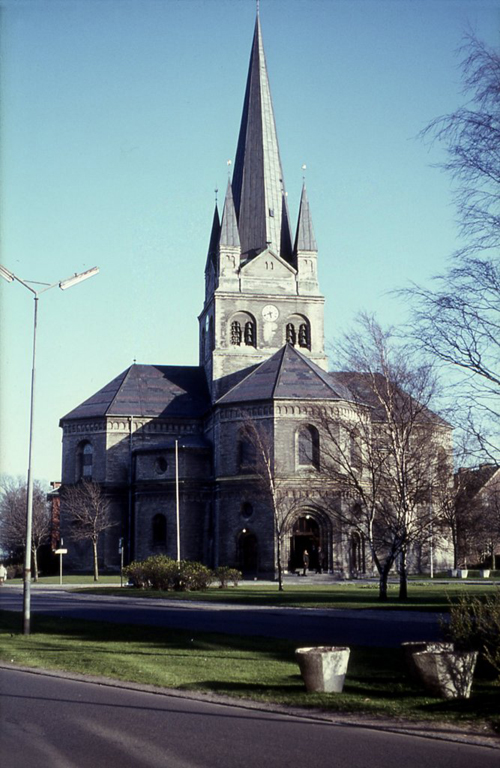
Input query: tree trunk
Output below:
<box><xmin>92</xmin><ymin>540</ymin><xmax>99</xmax><ymax>582</ymax></box>
<box><xmin>276</xmin><ymin>532</ymin><xmax>284</xmax><ymax>591</ymax></box>
<box><xmin>378</xmin><ymin>568</ymin><xmax>389</xmax><ymax>601</ymax></box>
<box><xmin>398</xmin><ymin>549</ymin><xmax>408</xmax><ymax>600</ymax></box>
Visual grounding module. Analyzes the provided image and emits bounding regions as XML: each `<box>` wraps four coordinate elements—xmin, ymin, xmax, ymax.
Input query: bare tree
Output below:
<box><xmin>240</xmin><ymin>417</ymin><xmax>297</xmax><ymax>591</ymax></box>
<box><xmin>62</xmin><ymin>480</ymin><xmax>116</xmax><ymax>581</ymax></box>
<box><xmin>320</xmin><ymin>314</ymin><xmax>450</xmax><ymax>601</ymax></box>
<box><xmin>422</xmin><ymin>32</ymin><xmax>500</xmax><ymax>261</ymax></box>
<box><xmin>403</xmin><ymin>34</ymin><xmax>500</xmax><ymax>459</ymax></box>
<box><xmin>0</xmin><ymin>476</ymin><xmax>51</xmax><ymax>581</ymax></box>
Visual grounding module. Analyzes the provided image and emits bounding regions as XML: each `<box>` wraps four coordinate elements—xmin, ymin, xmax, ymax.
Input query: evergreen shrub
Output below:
<box><xmin>214</xmin><ymin>566</ymin><xmax>242</xmax><ymax>588</ymax></box>
<box><xmin>124</xmin><ymin>556</ymin><xmax>213</xmax><ymax>591</ymax></box>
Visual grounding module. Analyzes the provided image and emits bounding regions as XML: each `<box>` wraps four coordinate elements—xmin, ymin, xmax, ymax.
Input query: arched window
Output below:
<box><xmin>76</xmin><ymin>441</ymin><xmax>93</xmax><ymax>481</ymax></box>
<box><xmin>152</xmin><ymin>513</ymin><xmax>167</xmax><ymax>546</ymax></box>
<box><xmin>229</xmin><ymin>312</ymin><xmax>256</xmax><ymax>348</ymax></box>
<box><xmin>209</xmin><ymin>316</ymin><xmax>215</xmax><ymax>350</ymax></box>
<box><xmin>286</xmin><ymin>323</ymin><xmax>296</xmax><ymax>345</ymax></box>
<box><xmin>231</xmin><ymin>321</ymin><xmax>242</xmax><ymax>345</ymax></box>
<box><xmin>244</xmin><ymin>321</ymin><xmax>255</xmax><ymax>346</ymax></box>
<box><xmin>297</xmin><ymin>426</ymin><xmax>319</xmax><ymax>469</ymax></box>
<box><xmin>239</xmin><ymin>433</ymin><xmax>257</xmax><ymax>472</ymax></box>
<box><xmin>241</xmin><ymin>502</ymin><xmax>253</xmax><ymax>519</ymax></box>
<box><xmin>298</xmin><ymin>323</ymin><xmax>310</xmax><ymax>349</ymax></box>
<box><xmin>350</xmin><ymin>429</ymin><xmax>362</xmax><ymax>473</ymax></box>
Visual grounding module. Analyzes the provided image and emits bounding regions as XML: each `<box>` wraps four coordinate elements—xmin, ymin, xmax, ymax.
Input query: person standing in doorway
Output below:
<box><xmin>303</xmin><ymin>550</ymin><xmax>309</xmax><ymax>576</ymax></box>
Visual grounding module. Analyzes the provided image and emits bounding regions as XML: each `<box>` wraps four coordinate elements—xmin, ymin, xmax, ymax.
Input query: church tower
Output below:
<box><xmin>199</xmin><ymin>13</ymin><xmax>327</xmax><ymax>400</ymax></box>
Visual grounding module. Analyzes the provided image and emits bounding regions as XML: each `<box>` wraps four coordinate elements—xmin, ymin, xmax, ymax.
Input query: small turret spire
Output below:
<box><xmin>294</xmin><ymin>183</ymin><xmax>317</xmax><ymax>253</ymax></box>
<box><xmin>219</xmin><ymin>180</ymin><xmax>240</xmax><ymax>248</ymax></box>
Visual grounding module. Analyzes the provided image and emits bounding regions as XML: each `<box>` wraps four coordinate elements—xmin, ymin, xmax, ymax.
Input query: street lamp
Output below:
<box><xmin>0</xmin><ymin>263</ymin><xmax>99</xmax><ymax>634</ymax></box>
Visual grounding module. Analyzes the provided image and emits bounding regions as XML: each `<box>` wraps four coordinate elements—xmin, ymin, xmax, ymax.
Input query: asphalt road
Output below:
<box><xmin>0</xmin><ymin>586</ymin><xmax>443</xmax><ymax>647</ymax></box>
<box><xmin>1</xmin><ymin>666</ymin><xmax>498</xmax><ymax>768</ymax></box>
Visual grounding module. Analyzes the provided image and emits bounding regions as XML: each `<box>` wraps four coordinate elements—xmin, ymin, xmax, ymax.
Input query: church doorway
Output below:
<box><xmin>289</xmin><ymin>515</ymin><xmax>322</xmax><ymax>572</ymax></box>
<box><xmin>238</xmin><ymin>530</ymin><xmax>258</xmax><ymax>576</ymax></box>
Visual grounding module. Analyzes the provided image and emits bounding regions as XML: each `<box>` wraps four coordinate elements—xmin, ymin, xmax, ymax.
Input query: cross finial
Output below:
<box><xmin>256</xmin><ymin>0</ymin><xmax>260</xmax><ymax>17</ymax></box>
<box><xmin>227</xmin><ymin>159</ymin><xmax>232</xmax><ymax>179</ymax></box>
<box><xmin>215</xmin><ymin>186</ymin><xmax>218</xmax><ymax>204</ymax></box>
<box><xmin>302</xmin><ymin>163</ymin><xmax>307</xmax><ymax>183</ymax></box>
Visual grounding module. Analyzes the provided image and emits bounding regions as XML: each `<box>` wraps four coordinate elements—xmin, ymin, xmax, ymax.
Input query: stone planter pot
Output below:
<box><xmin>412</xmin><ymin>650</ymin><xmax>478</xmax><ymax>699</ymax></box>
<box><xmin>449</xmin><ymin>569</ymin><xmax>458</xmax><ymax>578</ymax></box>
<box><xmin>457</xmin><ymin>569</ymin><xmax>468</xmax><ymax>579</ymax></box>
<box><xmin>481</xmin><ymin>569</ymin><xmax>491</xmax><ymax>578</ymax></box>
<box><xmin>295</xmin><ymin>646</ymin><xmax>350</xmax><ymax>693</ymax></box>
<box><xmin>401</xmin><ymin>641</ymin><xmax>453</xmax><ymax>681</ymax></box>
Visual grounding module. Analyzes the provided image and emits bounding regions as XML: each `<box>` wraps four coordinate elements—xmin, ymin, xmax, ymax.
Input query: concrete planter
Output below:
<box><xmin>401</xmin><ymin>641</ymin><xmax>453</xmax><ymax>681</ymax></box>
<box><xmin>457</xmin><ymin>569</ymin><xmax>468</xmax><ymax>579</ymax></box>
<box><xmin>481</xmin><ymin>569</ymin><xmax>491</xmax><ymax>578</ymax></box>
<box><xmin>295</xmin><ymin>646</ymin><xmax>350</xmax><ymax>693</ymax></box>
<box><xmin>412</xmin><ymin>649</ymin><xmax>478</xmax><ymax>699</ymax></box>
<box><xmin>449</xmin><ymin>569</ymin><xmax>458</xmax><ymax>577</ymax></box>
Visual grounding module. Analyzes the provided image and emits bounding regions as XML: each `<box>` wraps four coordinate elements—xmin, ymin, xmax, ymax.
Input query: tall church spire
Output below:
<box><xmin>231</xmin><ymin>15</ymin><xmax>293</xmax><ymax>263</ymax></box>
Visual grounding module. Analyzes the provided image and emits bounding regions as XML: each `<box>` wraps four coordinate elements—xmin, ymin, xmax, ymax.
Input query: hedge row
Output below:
<box><xmin>124</xmin><ymin>556</ymin><xmax>241</xmax><ymax>591</ymax></box>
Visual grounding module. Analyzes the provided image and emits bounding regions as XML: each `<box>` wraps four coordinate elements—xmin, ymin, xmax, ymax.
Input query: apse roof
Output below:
<box><xmin>60</xmin><ymin>364</ymin><xmax>210</xmax><ymax>422</ymax></box>
<box><xmin>217</xmin><ymin>345</ymin><xmax>357</xmax><ymax>405</ymax></box>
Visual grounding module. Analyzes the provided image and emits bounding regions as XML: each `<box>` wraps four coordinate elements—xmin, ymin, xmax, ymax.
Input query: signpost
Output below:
<box><xmin>54</xmin><ymin>541</ymin><xmax>68</xmax><ymax>585</ymax></box>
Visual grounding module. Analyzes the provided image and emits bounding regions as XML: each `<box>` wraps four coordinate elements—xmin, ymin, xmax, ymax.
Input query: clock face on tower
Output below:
<box><xmin>262</xmin><ymin>304</ymin><xmax>279</xmax><ymax>322</ymax></box>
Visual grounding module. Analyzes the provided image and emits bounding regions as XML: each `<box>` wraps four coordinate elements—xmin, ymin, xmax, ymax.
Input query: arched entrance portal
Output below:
<box><xmin>238</xmin><ymin>531</ymin><xmax>258</xmax><ymax>576</ymax></box>
<box><xmin>289</xmin><ymin>515</ymin><xmax>322</xmax><ymax>572</ymax></box>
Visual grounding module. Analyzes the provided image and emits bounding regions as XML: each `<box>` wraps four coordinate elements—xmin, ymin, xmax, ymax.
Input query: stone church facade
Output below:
<box><xmin>59</xmin><ymin>15</ymin><xmax>452</xmax><ymax>578</ymax></box>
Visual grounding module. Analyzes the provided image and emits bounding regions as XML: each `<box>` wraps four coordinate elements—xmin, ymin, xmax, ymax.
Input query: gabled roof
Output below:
<box><xmin>217</xmin><ymin>345</ymin><xmax>356</xmax><ymax>405</ymax></box>
<box><xmin>60</xmin><ymin>364</ymin><xmax>210</xmax><ymax>422</ymax></box>
<box><xmin>231</xmin><ymin>15</ymin><xmax>293</xmax><ymax>263</ymax></box>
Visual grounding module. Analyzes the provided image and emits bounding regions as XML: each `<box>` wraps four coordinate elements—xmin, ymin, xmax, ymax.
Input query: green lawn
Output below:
<box><xmin>0</xmin><ymin>610</ymin><xmax>498</xmax><ymax>734</ymax></box>
<box><xmin>8</xmin><ymin>574</ymin><xmax>500</xmax><ymax>611</ymax></box>
<box><xmin>80</xmin><ymin>582</ymin><xmax>500</xmax><ymax>612</ymax></box>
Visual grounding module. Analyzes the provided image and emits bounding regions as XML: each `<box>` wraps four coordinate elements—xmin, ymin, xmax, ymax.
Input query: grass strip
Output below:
<box><xmin>1</xmin><ymin>610</ymin><xmax>498</xmax><ymax>733</ymax></box>
<box><xmin>78</xmin><ymin>583</ymin><xmax>500</xmax><ymax>612</ymax></box>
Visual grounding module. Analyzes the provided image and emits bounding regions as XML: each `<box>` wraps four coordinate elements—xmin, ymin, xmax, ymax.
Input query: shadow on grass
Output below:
<box><xmin>1</xmin><ymin>609</ymin><xmax>499</xmax><ymax>730</ymax></box>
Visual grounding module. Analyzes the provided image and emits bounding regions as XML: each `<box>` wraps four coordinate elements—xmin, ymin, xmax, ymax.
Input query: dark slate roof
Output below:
<box><xmin>219</xmin><ymin>180</ymin><xmax>240</xmax><ymax>248</ymax></box>
<box><xmin>231</xmin><ymin>15</ymin><xmax>293</xmax><ymax>262</ymax></box>
<box><xmin>332</xmin><ymin>371</ymin><xmax>449</xmax><ymax>426</ymax></box>
<box><xmin>60</xmin><ymin>365</ymin><xmax>210</xmax><ymax>422</ymax></box>
<box><xmin>294</xmin><ymin>184</ymin><xmax>317</xmax><ymax>252</ymax></box>
<box><xmin>205</xmin><ymin>204</ymin><xmax>220</xmax><ymax>272</ymax></box>
<box><xmin>217</xmin><ymin>345</ymin><xmax>357</xmax><ymax>405</ymax></box>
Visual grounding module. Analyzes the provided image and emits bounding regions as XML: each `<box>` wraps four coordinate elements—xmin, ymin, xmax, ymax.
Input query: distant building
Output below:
<box><xmin>59</xmin><ymin>13</ymin><xmax>452</xmax><ymax>578</ymax></box>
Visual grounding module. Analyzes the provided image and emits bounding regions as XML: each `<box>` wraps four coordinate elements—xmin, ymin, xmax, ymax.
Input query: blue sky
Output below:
<box><xmin>1</xmin><ymin>0</ymin><xmax>498</xmax><ymax>485</ymax></box>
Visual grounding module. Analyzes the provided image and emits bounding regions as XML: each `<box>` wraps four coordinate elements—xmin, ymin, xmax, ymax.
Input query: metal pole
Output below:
<box><xmin>23</xmin><ymin>296</ymin><xmax>38</xmax><ymax>635</ymax></box>
<box><xmin>175</xmin><ymin>439</ymin><xmax>180</xmax><ymax>563</ymax></box>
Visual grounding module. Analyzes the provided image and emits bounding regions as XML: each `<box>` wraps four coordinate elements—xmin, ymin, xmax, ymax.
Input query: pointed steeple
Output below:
<box><xmin>205</xmin><ymin>203</ymin><xmax>221</xmax><ymax>273</ymax></box>
<box><xmin>219</xmin><ymin>180</ymin><xmax>240</xmax><ymax>248</ymax></box>
<box><xmin>294</xmin><ymin>183</ymin><xmax>317</xmax><ymax>252</ymax></box>
<box><xmin>231</xmin><ymin>15</ymin><xmax>292</xmax><ymax>263</ymax></box>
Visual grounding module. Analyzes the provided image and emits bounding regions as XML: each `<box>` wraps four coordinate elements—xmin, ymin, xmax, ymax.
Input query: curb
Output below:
<box><xmin>1</xmin><ymin>662</ymin><xmax>498</xmax><ymax>751</ymax></box>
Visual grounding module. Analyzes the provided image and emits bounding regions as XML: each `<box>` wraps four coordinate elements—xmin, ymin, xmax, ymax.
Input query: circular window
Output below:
<box><xmin>155</xmin><ymin>457</ymin><xmax>168</xmax><ymax>474</ymax></box>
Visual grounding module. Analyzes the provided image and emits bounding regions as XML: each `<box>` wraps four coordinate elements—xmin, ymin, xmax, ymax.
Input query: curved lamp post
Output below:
<box><xmin>0</xmin><ymin>264</ymin><xmax>99</xmax><ymax>634</ymax></box>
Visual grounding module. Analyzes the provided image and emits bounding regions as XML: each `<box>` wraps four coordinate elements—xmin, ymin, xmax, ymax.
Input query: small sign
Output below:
<box><xmin>55</xmin><ymin>548</ymin><xmax>68</xmax><ymax>555</ymax></box>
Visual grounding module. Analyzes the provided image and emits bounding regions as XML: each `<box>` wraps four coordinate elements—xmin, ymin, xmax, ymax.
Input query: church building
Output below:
<box><xmin>59</xmin><ymin>13</ymin><xmax>452</xmax><ymax>578</ymax></box>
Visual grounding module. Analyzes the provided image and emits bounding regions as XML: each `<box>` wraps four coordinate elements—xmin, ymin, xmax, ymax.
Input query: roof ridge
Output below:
<box><xmin>105</xmin><ymin>366</ymin><xmax>134</xmax><ymax>415</ymax></box>
<box><xmin>272</xmin><ymin>344</ymin><xmax>288</xmax><ymax>398</ymax></box>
